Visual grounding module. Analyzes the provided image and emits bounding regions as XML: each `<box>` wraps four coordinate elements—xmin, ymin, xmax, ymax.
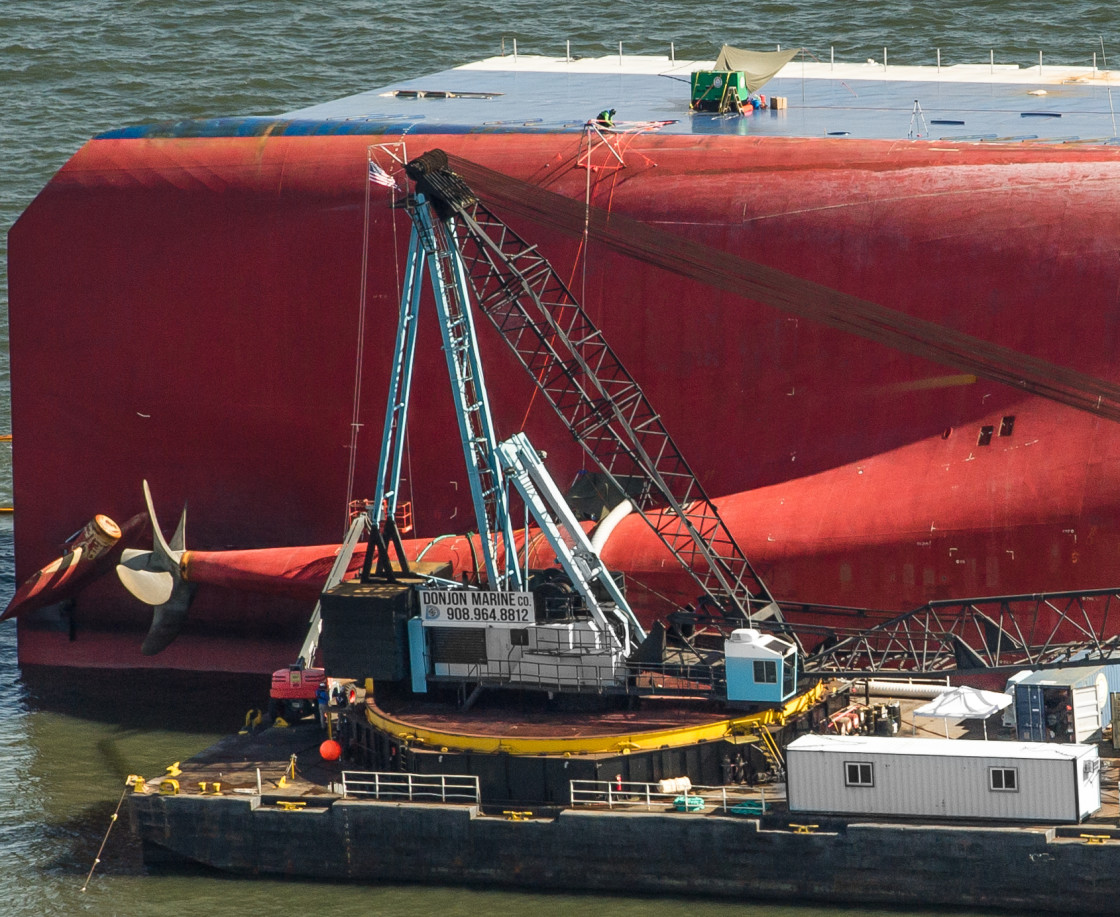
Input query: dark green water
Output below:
<box><xmin>3</xmin><ymin>2</ymin><xmax>1115</xmax><ymax>913</ymax></box>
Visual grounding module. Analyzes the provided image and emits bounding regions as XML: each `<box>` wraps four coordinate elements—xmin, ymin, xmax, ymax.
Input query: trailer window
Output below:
<box><xmin>845</xmin><ymin>762</ymin><xmax>873</xmax><ymax>787</ymax></box>
<box><xmin>989</xmin><ymin>767</ymin><xmax>1018</xmax><ymax>792</ymax></box>
<box><xmin>753</xmin><ymin>660</ymin><xmax>777</xmax><ymax>684</ymax></box>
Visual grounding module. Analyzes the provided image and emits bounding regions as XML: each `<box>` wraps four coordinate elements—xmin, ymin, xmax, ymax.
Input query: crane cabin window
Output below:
<box><xmin>753</xmin><ymin>660</ymin><xmax>777</xmax><ymax>684</ymax></box>
<box><xmin>845</xmin><ymin>762</ymin><xmax>874</xmax><ymax>787</ymax></box>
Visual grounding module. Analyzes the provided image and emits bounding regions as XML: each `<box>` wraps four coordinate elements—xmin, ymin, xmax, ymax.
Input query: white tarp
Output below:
<box><xmin>914</xmin><ymin>685</ymin><xmax>1013</xmax><ymax>720</ymax></box>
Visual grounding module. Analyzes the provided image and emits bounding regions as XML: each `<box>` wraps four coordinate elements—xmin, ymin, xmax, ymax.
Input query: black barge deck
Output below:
<box><xmin>128</xmin><ymin>692</ymin><xmax>1120</xmax><ymax>914</ymax></box>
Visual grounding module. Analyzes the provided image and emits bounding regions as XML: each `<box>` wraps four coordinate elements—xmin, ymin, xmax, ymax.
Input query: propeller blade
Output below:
<box><xmin>116</xmin><ymin>564</ymin><xmax>175</xmax><ymax>606</ymax></box>
<box><xmin>143</xmin><ymin>479</ymin><xmax>179</xmax><ymax>568</ymax></box>
<box><xmin>170</xmin><ymin>504</ymin><xmax>187</xmax><ymax>553</ymax></box>
<box><xmin>141</xmin><ymin>602</ymin><xmax>192</xmax><ymax>656</ymax></box>
<box><xmin>114</xmin><ymin>481</ymin><xmax>197</xmax><ymax>654</ymax></box>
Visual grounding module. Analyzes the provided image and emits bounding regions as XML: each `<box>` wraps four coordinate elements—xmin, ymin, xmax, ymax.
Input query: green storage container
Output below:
<box><xmin>691</xmin><ymin>70</ymin><xmax>749</xmax><ymax>111</ymax></box>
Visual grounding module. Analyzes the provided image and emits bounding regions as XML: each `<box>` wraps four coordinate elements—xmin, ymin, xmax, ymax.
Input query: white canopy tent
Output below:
<box><xmin>913</xmin><ymin>686</ymin><xmax>1013</xmax><ymax>739</ymax></box>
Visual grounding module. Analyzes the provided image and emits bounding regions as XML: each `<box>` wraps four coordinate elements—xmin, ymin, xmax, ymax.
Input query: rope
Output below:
<box><xmin>345</xmin><ymin>154</ymin><xmax>374</xmax><ymax>530</ymax></box>
<box><xmin>81</xmin><ymin>780</ymin><xmax>132</xmax><ymax>892</ymax></box>
<box><xmin>390</xmin><ymin>170</ymin><xmax>412</xmax><ymax>520</ymax></box>
<box><xmin>581</xmin><ymin>125</ymin><xmax>593</xmax><ymax>306</ymax></box>
<box><xmin>517</xmin><ymin>133</ymin><xmax>595</xmax><ymax>432</ymax></box>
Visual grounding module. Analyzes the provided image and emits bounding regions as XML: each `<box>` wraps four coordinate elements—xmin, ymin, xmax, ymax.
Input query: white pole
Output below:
<box><xmin>937</xmin><ymin>48</ymin><xmax>941</xmax><ymax>73</ymax></box>
<box><xmin>566</xmin><ymin>39</ymin><xmax>570</xmax><ymax>63</ymax></box>
<box><xmin>523</xmin><ymin>500</ymin><xmax>530</xmax><ymax>585</ymax></box>
<box><xmin>1039</xmin><ymin>50</ymin><xmax>1043</xmax><ymax>76</ymax></box>
<box><xmin>990</xmin><ymin>49</ymin><xmax>994</xmax><ymax>75</ymax></box>
<box><xmin>619</xmin><ymin>40</ymin><xmax>623</xmax><ymax>66</ymax></box>
<box><xmin>670</xmin><ymin>41</ymin><xmax>675</xmax><ymax>62</ymax></box>
<box><xmin>830</xmin><ymin>46</ymin><xmax>834</xmax><ymax>70</ymax></box>
<box><xmin>513</xmin><ymin>39</ymin><xmax>518</xmax><ymax>61</ymax></box>
<box><xmin>883</xmin><ymin>46</ymin><xmax>887</xmax><ymax>70</ymax></box>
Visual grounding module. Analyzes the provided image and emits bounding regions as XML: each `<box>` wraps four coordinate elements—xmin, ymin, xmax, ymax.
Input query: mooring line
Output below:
<box><xmin>81</xmin><ymin>777</ymin><xmax>136</xmax><ymax>892</ymax></box>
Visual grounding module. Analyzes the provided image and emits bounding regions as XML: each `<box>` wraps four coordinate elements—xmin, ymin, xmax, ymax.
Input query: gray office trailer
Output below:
<box><xmin>786</xmin><ymin>735</ymin><xmax>1100</xmax><ymax>823</ymax></box>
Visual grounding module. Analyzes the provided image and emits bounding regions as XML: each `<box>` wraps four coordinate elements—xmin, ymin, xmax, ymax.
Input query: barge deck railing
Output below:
<box><xmin>570</xmin><ymin>778</ymin><xmax>770</xmax><ymax>814</ymax></box>
<box><xmin>340</xmin><ymin>770</ymin><xmax>481</xmax><ymax>804</ymax></box>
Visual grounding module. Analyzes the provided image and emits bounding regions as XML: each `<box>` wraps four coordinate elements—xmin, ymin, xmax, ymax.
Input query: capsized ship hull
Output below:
<box><xmin>11</xmin><ymin>69</ymin><xmax>1120</xmax><ymax>672</ymax></box>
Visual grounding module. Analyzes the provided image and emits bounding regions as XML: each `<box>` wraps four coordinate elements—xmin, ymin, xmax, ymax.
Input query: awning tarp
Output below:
<box><xmin>712</xmin><ymin>45</ymin><xmax>800</xmax><ymax>93</ymax></box>
<box><xmin>913</xmin><ymin>686</ymin><xmax>1013</xmax><ymax>720</ymax></box>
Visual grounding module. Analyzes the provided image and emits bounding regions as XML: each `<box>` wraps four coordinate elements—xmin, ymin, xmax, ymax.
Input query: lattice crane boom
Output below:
<box><xmin>404</xmin><ymin>149</ymin><xmax>780</xmax><ymax>626</ymax></box>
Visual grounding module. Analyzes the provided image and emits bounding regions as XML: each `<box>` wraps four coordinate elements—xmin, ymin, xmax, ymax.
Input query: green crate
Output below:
<box><xmin>690</xmin><ymin>70</ymin><xmax>748</xmax><ymax>108</ymax></box>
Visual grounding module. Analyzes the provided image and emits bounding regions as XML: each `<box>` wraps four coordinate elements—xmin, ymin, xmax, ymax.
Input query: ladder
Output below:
<box><xmin>753</xmin><ymin>725</ymin><xmax>786</xmax><ymax>778</ymax></box>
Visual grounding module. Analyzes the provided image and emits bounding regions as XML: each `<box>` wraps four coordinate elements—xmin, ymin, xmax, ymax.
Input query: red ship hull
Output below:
<box><xmin>10</xmin><ymin>131</ymin><xmax>1120</xmax><ymax>672</ymax></box>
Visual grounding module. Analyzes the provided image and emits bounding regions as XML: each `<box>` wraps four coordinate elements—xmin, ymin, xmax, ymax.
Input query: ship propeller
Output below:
<box><xmin>115</xmin><ymin>480</ymin><xmax>196</xmax><ymax>655</ymax></box>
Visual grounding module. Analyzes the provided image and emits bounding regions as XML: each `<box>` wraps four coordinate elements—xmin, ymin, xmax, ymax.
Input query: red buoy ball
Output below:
<box><xmin>319</xmin><ymin>739</ymin><xmax>342</xmax><ymax>761</ymax></box>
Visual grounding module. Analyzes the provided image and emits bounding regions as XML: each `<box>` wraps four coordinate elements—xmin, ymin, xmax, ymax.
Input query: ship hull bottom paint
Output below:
<box><xmin>11</xmin><ymin>132</ymin><xmax>1120</xmax><ymax>672</ymax></box>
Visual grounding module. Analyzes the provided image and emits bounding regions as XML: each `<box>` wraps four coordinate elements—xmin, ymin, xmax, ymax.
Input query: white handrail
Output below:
<box><xmin>569</xmin><ymin>779</ymin><xmax>769</xmax><ymax>814</ymax></box>
<box><xmin>341</xmin><ymin>770</ymin><xmax>480</xmax><ymax>805</ymax></box>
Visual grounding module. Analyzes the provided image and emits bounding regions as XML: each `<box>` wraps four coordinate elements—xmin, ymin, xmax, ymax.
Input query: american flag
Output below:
<box><xmin>368</xmin><ymin>161</ymin><xmax>399</xmax><ymax>189</ymax></box>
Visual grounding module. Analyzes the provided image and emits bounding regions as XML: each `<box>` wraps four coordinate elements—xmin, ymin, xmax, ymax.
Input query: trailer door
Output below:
<box><xmin>1015</xmin><ymin>684</ymin><xmax>1046</xmax><ymax>741</ymax></box>
<box><xmin>1071</xmin><ymin>685</ymin><xmax>1102</xmax><ymax>742</ymax></box>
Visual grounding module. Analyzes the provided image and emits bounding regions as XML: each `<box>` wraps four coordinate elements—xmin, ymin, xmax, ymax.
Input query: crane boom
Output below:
<box><xmin>406</xmin><ymin>150</ymin><xmax>780</xmax><ymax>627</ymax></box>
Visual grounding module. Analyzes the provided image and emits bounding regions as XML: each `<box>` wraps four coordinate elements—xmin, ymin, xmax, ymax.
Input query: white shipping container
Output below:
<box><xmin>787</xmin><ymin>735</ymin><xmax>1100</xmax><ymax>823</ymax></box>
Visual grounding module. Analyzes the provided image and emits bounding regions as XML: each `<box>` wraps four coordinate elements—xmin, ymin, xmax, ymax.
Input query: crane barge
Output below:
<box><xmin>303</xmin><ymin>147</ymin><xmax>802</xmax><ymax>712</ymax></box>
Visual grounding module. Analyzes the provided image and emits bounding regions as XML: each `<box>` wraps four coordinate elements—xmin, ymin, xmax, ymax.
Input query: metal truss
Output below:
<box><xmin>794</xmin><ymin>587</ymin><xmax>1120</xmax><ymax>677</ymax></box>
<box><xmin>445</xmin><ymin>194</ymin><xmax>780</xmax><ymax>625</ymax></box>
<box><xmin>372</xmin><ymin>189</ymin><xmax>521</xmax><ymax>590</ymax></box>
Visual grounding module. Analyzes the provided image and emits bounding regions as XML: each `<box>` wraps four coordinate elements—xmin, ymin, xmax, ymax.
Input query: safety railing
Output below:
<box><xmin>624</xmin><ymin>659</ymin><xmax>722</xmax><ymax>695</ymax></box>
<box><xmin>341</xmin><ymin>771</ymin><xmax>480</xmax><ymax>805</ymax></box>
<box><xmin>569</xmin><ymin>779</ymin><xmax>770</xmax><ymax>815</ymax></box>
<box><xmin>432</xmin><ymin>655</ymin><xmax>626</xmax><ymax>692</ymax></box>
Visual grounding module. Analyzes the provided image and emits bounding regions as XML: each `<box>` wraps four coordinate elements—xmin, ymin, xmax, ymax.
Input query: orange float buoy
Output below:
<box><xmin>320</xmin><ymin>739</ymin><xmax>341</xmax><ymax>761</ymax></box>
